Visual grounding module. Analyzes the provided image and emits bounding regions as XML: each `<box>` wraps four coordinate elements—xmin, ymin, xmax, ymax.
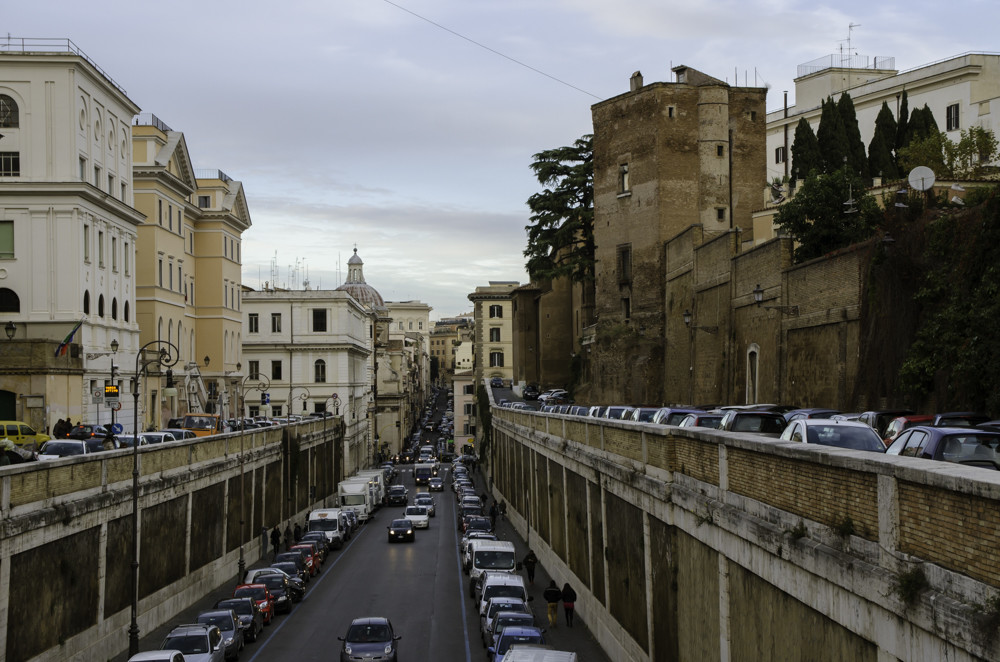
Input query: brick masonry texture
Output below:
<box><xmin>673</xmin><ymin>437</ymin><xmax>720</xmax><ymax>485</ymax></box>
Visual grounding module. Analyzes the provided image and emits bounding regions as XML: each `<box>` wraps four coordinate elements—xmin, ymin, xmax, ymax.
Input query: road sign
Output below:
<box><xmin>112</xmin><ymin>422</ymin><xmax>124</xmax><ymax>434</ymax></box>
<box><xmin>104</xmin><ymin>384</ymin><xmax>120</xmax><ymax>404</ymax></box>
<box><xmin>92</xmin><ymin>389</ymin><xmax>104</xmax><ymax>404</ymax></box>
<box><xmin>111</xmin><ymin>402</ymin><xmax>122</xmax><ymax>412</ymax></box>
<box><xmin>261</xmin><ymin>392</ymin><xmax>270</xmax><ymax>405</ymax></box>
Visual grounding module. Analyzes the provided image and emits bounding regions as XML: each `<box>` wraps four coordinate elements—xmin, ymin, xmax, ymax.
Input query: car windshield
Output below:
<box><xmin>198</xmin><ymin>614</ymin><xmax>234</xmax><ymax>632</ymax></box>
<box><xmin>497</xmin><ymin>632</ymin><xmax>543</xmax><ymax>654</ymax></box>
<box><xmin>234</xmin><ymin>587</ymin><xmax>265</xmax><ymax>600</ymax></box>
<box><xmin>162</xmin><ymin>634</ymin><xmax>209</xmax><ymax>654</ymax></box>
<box><xmin>391</xmin><ymin>519</ymin><xmax>411</xmax><ymax>528</ymax></box>
<box><xmin>40</xmin><ymin>441</ymin><xmax>84</xmax><ymax>455</ymax></box>
<box><xmin>404</xmin><ymin>506</ymin><xmax>427</xmax><ymax>516</ymax></box>
<box><xmin>259</xmin><ymin>576</ymin><xmax>284</xmax><ymax>589</ymax></box>
<box><xmin>484</xmin><ymin>585</ymin><xmax>525</xmax><ymax>602</ymax></box>
<box><xmin>310</xmin><ymin>519</ymin><xmax>339</xmax><ymax>532</ymax></box>
<box><xmin>346</xmin><ymin>623</ymin><xmax>391</xmax><ymax>643</ymax></box>
<box><xmin>496</xmin><ymin>615</ymin><xmax>534</xmax><ymax>634</ymax></box>
<box><xmin>475</xmin><ymin>551</ymin><xmax>515</xmax><ymax>569</ymax></box>
<box><xmin>805</xmin><ymin>425</ymin><xmax>885</xmax><ymax>451</ymax></box>
<box><xmin>733</xmin><ymin>414</ymin><xmax>786</xmax><ymax>433</ymax></box>
<box><xmin>218</xmin><ymin>600</ymin><xmax>252</xmax><ymax>616</ymax></box>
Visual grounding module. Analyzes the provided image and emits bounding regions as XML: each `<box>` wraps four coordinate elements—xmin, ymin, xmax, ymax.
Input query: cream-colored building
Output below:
<box><xmin>767</xmin><ymin>52</ymin><xmax>1000</xmax><ymax>185</ymax></box>
<box><xmin>468</xmin><ymin>282</ymin><xmax>518</xmax><ymax>389</ymax></box>
<box><xmin>452</xmin><ymin>369</ymin><xmax>475</xmax><ymax>454</ymax></box>
<box><xmin>242</xmin><ymin>286</ymin><xmax>372</xmax><ymax>475</ymax></box>
<box><xmin>0</xmin><ymin>40</ymin><xmax>142</xmax><ymax>433</ymax></box>
<box><xmin>132</xmin><ymin>114</ymin><xmax>250</xmax><ymax>427</ymax></box>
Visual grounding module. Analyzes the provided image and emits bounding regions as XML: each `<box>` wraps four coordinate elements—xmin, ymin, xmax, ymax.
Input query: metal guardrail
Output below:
<box><xmin>194</xmin><ymin>168</ymin><xmax>233</xmax><ymax>183</ymax></box>
<box><xmin>0</xmin><ymin>37</ymin><xmax>128</xmax><ymax>97</ymax></box>
<box><xmin>797</xmin><ymin>54</ymin><xmax>895</xmax><ymax>78</ymax></box>
<box><xmin>133</xmin><ymin>113</ymin><xmax>173</xmax><ymax>132</ymax></box>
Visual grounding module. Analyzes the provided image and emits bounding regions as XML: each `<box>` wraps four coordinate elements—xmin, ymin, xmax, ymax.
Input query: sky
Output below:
<box><xmin>6</xmin><ymin>1</ymin><xmax>998</xmax><ymax>318</ymax></box>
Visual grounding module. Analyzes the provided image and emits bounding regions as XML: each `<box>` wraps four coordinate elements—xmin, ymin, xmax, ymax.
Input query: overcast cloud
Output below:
<box><xmin>6</xmin><ymin>0</ymin><xmax>996</xmax><ymax>316</ymax></box>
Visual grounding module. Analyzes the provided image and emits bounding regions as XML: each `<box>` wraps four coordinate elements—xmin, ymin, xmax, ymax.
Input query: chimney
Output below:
<box><xmin>630</xmin><ymin>71</ymin><xmax>643</xmax><ymax>92</ymax></box>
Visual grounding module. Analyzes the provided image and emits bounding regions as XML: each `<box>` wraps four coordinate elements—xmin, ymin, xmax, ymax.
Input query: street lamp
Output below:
<box><xmin>4</xmin><ymin>321</ymin><xmax>15</xmax><ymax>340</ymax></box>
<box><xmin>289</xmin><ymin>386</ymin><xmax>311</xmax><ymax>417</ymax></box>
<box><xmin>129</xmin><ymin>340</ymin><xmax>179</xmax><ymax>656</ymax></box>
<box><xmin>322</xmin><ymin>394</ymin><xmax>341</xmax><ymax>487</ymax></box>
<box><xmin>235</xmin><ymin>370</ymin><xmax>270</xmax><ymax>578</ymax></box>
<box><xmin>751</xmin><ymin>284</ymin><xmax>799</xmax><ymax>316</ymax></box>
<box><xmin>682</xmin><ymin>308</ymin><xmax>717</xmax><ymax>405</ymax></box>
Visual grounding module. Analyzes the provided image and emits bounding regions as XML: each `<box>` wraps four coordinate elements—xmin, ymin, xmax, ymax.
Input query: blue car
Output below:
<box><xmin>487</xmin><ymin>625</ymin><xmax>546</xmax><ymax>662</ymax></box>
<box><xmin>339</xmin><ymin>617</ymin><xmax>400</xmax><ymax>662</ymax></box>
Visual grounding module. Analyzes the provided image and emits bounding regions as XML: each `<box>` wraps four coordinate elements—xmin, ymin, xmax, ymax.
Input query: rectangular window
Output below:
<box><xmin>248</xmin><ymin>313</ymin><xmax>259</xmax><ymax>334</ymax></box>
<box><xmin>178</xmin><ymin>265</ymin><xmax>182</xmax><ymax>291</ymax></box>
<box><xmin>717</xmin><ymin>208</ymin><xmax>726</xmax><ymax>221</ymax></box>
<box><xmin>271</xmin><ymin>313</ymin><xmax>282</xmax><ymax>333</ymax></box>
<box><xmin>168</xmin><ymin>204</ymin><xmax>173</xmax><ymax>231</ymax></box>
<box><xmin>775</xmin><ymin>146</ymin><xmax>786</xmax><ymax>164</ymax></box>
<box><xmin>84</xmin><ymin>225</ymin><xmax>90</xmax><ymax>262</ymax></box>
<box><xmin>198</xmin><ymin>195</ymin><xmax>210</xmax><ymax>208</ymax></box>
<box><xmin>0</xmin><ymin>220</ymin><xmax>12</xmax><ymax>258</ymax></box>
<box><xmin>398</xmin><ymin>322</ymin><xmax>404</xmax><ymax>330</ymax></box>
<box><xmin>617</xmin><ymin>244</ymin><xmax>632</xmax><ymax>285</ymax></box>
<box><xmin>98</xmin><ymin>231</ymin><xmax>105</xmax><ymax>267</ymax></box>
<box><xmin>124</xmin><ymin>242</ymin><xmax>130</xmax><ymax>275</ymax></box>
<box><xmin>717</xmin><ymin>145</ymin><xmax>725</xmax><ymax>157</ymax></box>
<box><xmin>108</xmin><ymin>174</ymin><xmax>115</xmax><ymax>196</ymax></box>
<box><xmin>111</xmin><ymin>236</ymin><xmax>118</xmax><ymax>271</ymax></box>
<box><xmin>189</xmin><ymin>231</ymin><xmax>194</xmax><ymax>253</ymax></box>
<box><xmin>248</xmin><ymin>360</ymin><xmax>260</xmax><ymax>379</ymax></box>
<box><xmin>315</xmin><ymin>361</ymin><xmax>326</xmax><ymax>383</ymax></box>
<box><xmin>489</xmin><ymin>327</ymin><xmax>501</xmax><ymax>342</ymax></box>
<box><xmin>618</xmin><ymin>163</ymin><xmax>630</xmax><ymax>193</ymax></box>
<box><xmin>158</xmin><ymin>259</ymin><xmax>163</xmax><ymax>286</ymax></box>
<box><xmin>464</xmin><ymin>403</ymin><xmax>473</xmax><ymax>415</ymax></box>
<box><xmin>121</xmin><ymin>182</ymin><xmax>127</xmax><ymax>200</ymax></box>
<box><xmin>79</xmin><ymin>157</ymin><xmax>87</xmax><ymax>181</ymax></box>
<box><xmin>168</xmin><ymin>262</ymin><xmax>174</xmax><ymax>290</ymax></box>
<box><xmin>271</xmin><ymin>360</ymin><xmax>282</xmax><ymax>380</ymax></box>
<box><xmin>668</xmin><ymin>106</ymin><xmax>675</xmax><ymax>118</ymax></box>
<box><xmin>464</xmin><ymin>384</ymin><xmax>474</xmax><ymax>395</ymax></box>
<box><xmin>158</xmin><ymin>199</ymin><xmax>163</xmax><ymax>226</ymax></box>
<box><xmin>94</xmin><ymin>166</ymin><xmax>101</xmax><ymax>187</ymax></box>
<box><xmin>313</xmin><ymin>309</ymin><xmax>327</xmax><ymax>332</ymax></box>
<box><xmin>418</xmin><ymin>321</ymin><xmax>423</xmax><ymax>330</ymax></box>
<box><xmin>236</xmin><ymin>244</ymin><xmax>240</xmax><ymax>262</ymax></box>
<box><xmin>489</xmin><ymin>351</ymin><xmax>504</xmax><ymax>367</ymax></box>
<box><xmin>946</xmin><ymin>103</ymin><xmax>960</xmax><ymax>131</ymax></box>
<box><xmin>409</xmin><ymin>321</ymin><xmax>413</xmax><ymax>330</ymax></box>
<box><xmin>623</xmin><ymin>297</ymin><xmax>631</xmax><ymax>319</ymax></box>
<box><xmin>0</xmin><ymin>152</ymin><xmax>20</xmax><ymax>176</ymax></box>
<box><xmin>489</xmin><ymin>305</ymin><xmax>503</xmax><ymax>319</ymax></box>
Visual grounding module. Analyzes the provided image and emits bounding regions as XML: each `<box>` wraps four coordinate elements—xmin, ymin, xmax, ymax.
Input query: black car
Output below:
<box><xmin>271</xmin><ymin>561</ymin><xmax>308</xmax><ymax>587</ymax></box>
<box><xmin>274</xmin><ymin>553</ymin><xmax>310</xmax><ymax>582</ymax></box>
<box><xmin>523</xmin><ymin>384</ymin><xmax>540</xmax><ymax>401</ymax></box>
<box><xmin>300</xmin><ymin>530</ymin><xmax>331</xmax><ymax>557</ymax></box>
<box><xmin>214</xmin><ymin>597</ymin><xmax>264</xmax><ymax>643</ymax></box>
<box><xmin>257</xmin><ymin>573</ymin><xmax>299</xmax><ymax>612</ymax></box>
<box><xmin>387</xmin><ymin>518</ymin><xmax>415</xmax><ymax>542</ymax></box>
<box><xmin>339</xmin><ymin>617</ymin><xmax>401</xmax><ymax>662</ymax></box>
<box><xmin>387</xmin><ymin>485</ymin><xmax>408</xmax><ymax>506</ymax></box>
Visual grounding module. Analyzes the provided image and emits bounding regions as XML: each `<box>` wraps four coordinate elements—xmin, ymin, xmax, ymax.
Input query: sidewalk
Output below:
<box><xmin>474</xmin><ymin>467</ymin><xmax>609</xmax><ymax>660</ymax></box>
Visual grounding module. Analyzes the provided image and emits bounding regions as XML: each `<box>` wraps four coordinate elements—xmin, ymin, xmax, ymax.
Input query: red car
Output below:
<box><xmin>882</xmin><ymin>414</ymin><xmax>934</xmax><ymax>447</ymax></box>
<box><xmin>289</xmin><ymin>544</ymin><xmax>318</xmax><ymax>576</ymax></box>
<box><xmin>233</xmin><ymin>583</ymin><xmax>275</xmax><ymax>625</ymax></box>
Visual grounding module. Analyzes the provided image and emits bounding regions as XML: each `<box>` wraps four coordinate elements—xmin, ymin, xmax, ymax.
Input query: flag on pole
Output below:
<box><xmin>55</xmin><ymin>319</ymin><xmax>84</xmax><ymax>357</ymax></box>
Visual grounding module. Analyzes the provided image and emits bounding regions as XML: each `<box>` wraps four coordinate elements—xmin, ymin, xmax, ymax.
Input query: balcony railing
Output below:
<box><xmin>195</xmin><ymin>169</ymin><xmax>232</xmax><ymax>183</ymax></box>
<box><xmin>0</xmin><ymin>37</ymin><xmax>128</xmax><ymax>96</ymax></box>
<box><xmin>133</xmin><ymin>113</ymin><xmax>173</xmax><ymax>132</ymax></box>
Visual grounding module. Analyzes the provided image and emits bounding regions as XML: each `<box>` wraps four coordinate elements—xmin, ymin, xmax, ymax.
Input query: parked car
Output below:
<box><xmin>195</xmin><ymin>609</ymin><xmax>243</xmax><ymax>661</ymax></box>
<box><xmin>159</xmin><ymin>623</ymin><xmax>225</xmax><ymax>662</ymax></box>
<box><xmin>274</xmin><ymin>552</ymin><xmax>310</xmax><ymax>582</ymax></box>
<box><xmin>37</xmin><ymin>439</ymin><xmax>94</xmax><ymax>460</ymax></box>
<box><xmin>932</xmin><ymin>412</ymin><xmax>991</xmax><ymax>428</ymax></box>
<box><xmin>783</xmin><ymin>408</ymin><xmax>842</xmax><ymax>422</ymax></box>
<box><xmin>522</xmin><ymin>384</ymin><xmax>540</xmax><ymax>400</ymax></box>
<box><xmin>719</xmin><ymin>410</ymin><xmax>787</xmax><ymax>437</ymax></box>
<box><xmin>213</xmin><ymin>597</ymin><xmax>264</xmax><ymax>643</ymax></box>
<box><xmin>480</xmin><ymin>597</ymin><xmax>532</xmax><ymax>647</ymax></box>
<box><xmin>289</xmin><ymin>543</ymin><xmax>320</xmax><ymax>575</ymax></box>
<box><xmin>255</xmin><ymin>572</ymin><xmax>299</xmax><ymax>612</ymax></box>
<box><xmin>630</xmin><ymin>407</ymin><xmax>662</xmax><ymax>423</ymax></box>
<box><xmin>270</xmin><ymin>560</ymin><xmax>309</xmax><ymax>586</ymax></box>
<box><xmin>651</xmin><ymin>407</ymin><xmax>704</xmax><ymax>426</ymax></box>
<box><xmin>338</xmin><ymin>617</ymin><xmax>401</xmax><ymax>662</ymax></box>
<box><xmin>779</xmin><ymin>419</ymin><xmax>887</xmax><ymax>452</ymax></box>
<box><xmin>857</xmin><ymin>409</ymin><xmax>915</xmax><ymax>438</ymax></box>
<box><xmin>885</xmin><ymin>426</ymin><xmax>1000</xmax><ymax>469</ymax></box>
<box><xmin>387</xmin><ymin>518</ymin><xmax>415</xmax><ymax>542</ymax></box>
<box><xmin>161</xmin><ymin>428</ymin><xmax>198</xmax><ymax>441</ymax></box>
<box><xmin>142</xmin><ymin>431</ymin><xmax>178</xmax><ymax>444</ymax></box>
<box><xmin>882</xmin><ymin>414</ymin><xmax>934</xmax><ymax>446</ymax></box>
<box><xmin>0</xmin><ymin>420</ymin><xmax>50</xmax><ymax>448</ymax></box>
<box><xmin>127</xmin><ymin>651</ymin><xmax>185</xmax><ymax>662</ymax></box>
<box><xmin>232</xmin><ymin>583</ymin><xmax>275</xmax><ymax>625</ymax></box>
<box><xmin>487</xmin><ymin>625</ymin><xmax>546</xmax><ymax>662</ymax></box>
<box><xmin>677</xmin><ymin>413</ymin><xmax>724</xmax><ymax>429</ymax></box>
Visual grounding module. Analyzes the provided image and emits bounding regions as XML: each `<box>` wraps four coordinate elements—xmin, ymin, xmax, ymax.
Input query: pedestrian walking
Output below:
<box><xmin>543</xmin><ymin>580</ymin><xmax>562</xmax><ymax>628</ymax></box>
<box><xmin>499</xmin><ymin>500</ymin><xmax>507</xmax><ymax>519</ymax></box>
<box><xmin>489</xmin><ymin>502</ymin><xmax>499</xmax><ymax>528</ymax></box>
<box><xmin>293</xmin><ymin>522</ymin><xmax>302</xmax><ymax>542</ymax></box>
<box><xmin>270</xmin><ymin>526</ymin><xmax>281</xmax><ymax>561</ymax></box>
<box><xmin>562</xmin><ymin>583</ymin><xmax>577</xmax><ymax>627</ymax></box>
<box><xmin>522</xmin><ymin>550</ymin><xmax>538</xmax><ymax>585</ymax></box>
<box><xmin>283</xmin><ymin>524</ymin><xmax>292</xmax><ymax>551</ymax></box>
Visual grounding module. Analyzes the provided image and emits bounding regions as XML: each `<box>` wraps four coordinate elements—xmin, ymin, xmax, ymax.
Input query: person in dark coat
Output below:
<box><xmin>284</xmin><ymin>524</ymin><xmax>292</xmax><ymax>551</ymax></box>
<box><xmin>543</xmin><ymin>580</ymin><xmax>562</xmax><ymax>628</ymax></box>
<box><xmin>562</xmin><ymin>583</ymin><xmax>577</xmax><ymax>626</ymax></box>
<box><xmin>522</xmin><ymin>550</ymin><xmax>538</xmax><ymax>585</ymax></box>
<box><xmin>293</xmin><ymin>522</ymin><xmax>302</xmax><ymax>542</ymax></box>
<box><xmin>270</xmin><ymin>526</ymin><xmax>281</xmax><ymax>560</ymax></box>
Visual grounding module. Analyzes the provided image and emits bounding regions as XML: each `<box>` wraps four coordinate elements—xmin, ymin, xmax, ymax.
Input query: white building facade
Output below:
<box><xmin>242</xmin><ymin>287</ymin><xmax>372</xmax><ymax>475</ymax></box>
<box><xmin>0</xmin><ymin>40</ymin><xmax>143</xmax><ymax>433</ymax></box>
<box><xmin>767</xmin><ymin>52</ymin><xmax>1000</xmax><ymax>184</ymax></box>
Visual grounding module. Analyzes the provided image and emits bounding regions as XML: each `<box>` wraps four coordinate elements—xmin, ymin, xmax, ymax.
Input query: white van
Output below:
<box><xmin>476</xmin><ymin>571</ymin><xmax>529</xmax><ymax>616</ymax></box>
<box><xmin>468</xmin><ymin>540</ymin><xmax>516</xmax><ymax>596</ymax></box>
<box><xmin>308</xmin><ymin>508</ymin><xmax>348</xmax><ymax>549</ymax></box>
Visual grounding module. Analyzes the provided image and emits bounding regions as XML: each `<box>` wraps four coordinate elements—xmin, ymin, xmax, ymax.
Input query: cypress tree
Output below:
<box><xmin>895</xmin><ymin>89</ymin><xmax>910</xmax><ymax>154</ymax></box>
<box><xmin>790</xmin><ymin>117</ymin><xmax>821</xmax><ymax>181</ymax></box>
<box><xmin>817</xmin><ymin>97</ymin><xmax>849</xmax><ymax>173</ymax></box>
<box><xmin>838</xmin><ymin>92</ymin><xmax>869</xmax><ymax>178</ymax></box>
<box><xmin>869</xmin><ymin>102</ymin><xmax>899</xmax><ymax>179</ymax></box>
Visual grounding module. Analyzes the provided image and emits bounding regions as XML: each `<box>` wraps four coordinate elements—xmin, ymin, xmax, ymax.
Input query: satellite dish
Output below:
<box><xmin>908</xmin><ymin>166</ymin><xmax>936</xmax><ymax>192</ymax></box>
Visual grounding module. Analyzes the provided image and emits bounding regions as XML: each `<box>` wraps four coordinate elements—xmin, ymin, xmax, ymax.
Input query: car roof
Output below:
<box><xmin>794</xmin><ymin>418</ymin><xmax>872</xmax><ymax>428</ymax></box>
<box><xmin>349</xmin><ymin>616</ymin><xmax>390</xmax><ymax>626</ymax></box>
<box><xmin>166</xmin><ymin>623</ymin><xmax>215</xmax><ymax>636</ymax></box>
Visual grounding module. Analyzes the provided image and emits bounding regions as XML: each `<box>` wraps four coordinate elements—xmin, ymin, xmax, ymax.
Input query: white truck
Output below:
<box><xmin>338</xmin><ymin>478</ymin><xmax>374</xmax><ymax>522</ymax></box>
<box><xmin>307</xmin><ymin>508</ymin><xmax>349</xmax><ymax>549</ymax></box>
<box><xmin>356</xmin><ymin>469</ymin><xmax>386</xmax><ymax>508</ymax></box>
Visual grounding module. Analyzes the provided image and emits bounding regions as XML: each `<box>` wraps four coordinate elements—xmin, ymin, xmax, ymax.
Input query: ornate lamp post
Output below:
<box><xmin>129</xmin><ymin>340</ymin><xmax>178</xmax><ymax>656</ymax></box>
<box><xmin>234</xmin><ymin>368</ymin><xmax>270</xmax><ymax>577</ymax></box>
<box><xmin>288</xmin><ymin>386</ymin><xmax>311</xmax><ymax>416</ymax></box>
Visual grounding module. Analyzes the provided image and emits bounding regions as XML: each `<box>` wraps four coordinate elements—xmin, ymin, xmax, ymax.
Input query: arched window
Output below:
<box><xmin>111</xmin><ymin>297</ymin><xmax>118</xmax><ymax>320</ymax></box>
<box><xmin>315</xmin><ymin>359</ymin><xmax>327</xmax><ymax>383</ymax></box>
<box><xmin>0</xmin><ymin>95</ymin><xmax>18</xmax><ymax>128</ymax></box>
<box><xmin>746</xmin><ymin>343</ymin><xmax>760</xmax><ymax>405</ymax></box>
<box><xmin>0</xmin><ymin>288</ymin><xmax>19</xmax><ymax>313</ymax></box>
<box><xmin>158</xmin><ymin>317</ymin><xmax>163</xmax><ymax>342</ymax></box>
<box><xmin>98</xmin><ymin>294</ymin><xmax>105</xmax><ymax>317</ymax></box>
<box><xmin>124</xmin><ymin>300</ymin><xmax>130</xmax><ymax>323</ymax></box>
<box><xmin>177</xmin><ymin>322</ymin><xmax>183</xmax><ymax>356</ymax></box>
<box><xmin>168</xmin><ymin>319</ymin><xmax>173</xmax><ymax>347</ymax></box>
<box><xmin>83</xmin><ymin>291</ymin><xmax>90</xmax><ymax>315</ymax></box>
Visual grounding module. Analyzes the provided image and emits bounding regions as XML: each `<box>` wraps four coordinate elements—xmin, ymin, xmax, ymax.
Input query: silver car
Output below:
<box><xmin>160</xmin><ymin>623</ymin><xmax>226</xmax><ymax>662</ymax></box>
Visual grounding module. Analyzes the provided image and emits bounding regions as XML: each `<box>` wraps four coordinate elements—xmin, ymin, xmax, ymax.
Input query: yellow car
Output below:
<box><xmin>0</xmin><ymin>421</ymin><xmax>51</xmax><ymax>448</ymax></box>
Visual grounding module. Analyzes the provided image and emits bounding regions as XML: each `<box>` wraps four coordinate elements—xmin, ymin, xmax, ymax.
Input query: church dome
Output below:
<box><xmin>335</xmin><ymin>248</ymin><xmax>384</xmax><ymax>308</ymax></box>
